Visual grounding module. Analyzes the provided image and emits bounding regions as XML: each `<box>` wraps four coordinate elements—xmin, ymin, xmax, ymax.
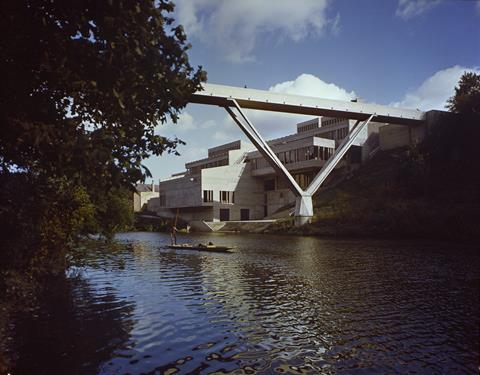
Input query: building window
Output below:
<box><xmin>220</xmin><ymin>208</ymin><xmax>230</xmax><ymax>221</ymax></box>
<box><xmin>240</xmin><ymin>208</ymin><xmax>250</xmax><ymax>221</ymax></box>
<box><xmin>159</xmin><ymin>192</ymin><xmax>166</xmax><ymax>207</ymax></box>
<box><xmin>203</xmin><ymin>190</ymin><xmax>213</xmax><ymax>203</ymax></box>
<box><xmin>294</xmin><ymin>173</ymin><xmax>314</xmax><ymax>190</ymax></box>
<box><xmin>220</xmin><ymin>190</ymin><xmax>234</xmax><ymax>204</ymax></box>
<box><xmin>264</xmin><ymin>179</ymin><xmax>275</xmax><ymax>191</ymax></box>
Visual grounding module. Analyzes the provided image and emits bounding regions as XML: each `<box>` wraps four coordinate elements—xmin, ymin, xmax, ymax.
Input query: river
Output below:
<box><xmin>11</xmin><ymin>232</ymin><xmax>480</xmax><ymax>374</ymax></box>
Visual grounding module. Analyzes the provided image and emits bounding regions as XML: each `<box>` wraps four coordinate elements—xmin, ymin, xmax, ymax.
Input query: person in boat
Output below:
<box><xmin>198</xmin><ymin>242</ymin><xmax>214</xmax><ymax>248</ymax></box>
<box><xmin>170</xmin><ymin>225</ymin><xmax>178</xmax><ymax>245</ymax></box>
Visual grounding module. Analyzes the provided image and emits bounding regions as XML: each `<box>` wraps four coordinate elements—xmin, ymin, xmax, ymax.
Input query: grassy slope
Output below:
<box><xmin>268</xmin><ymin>149</ymin><xmax>480</xmax><ymax>241</ymax></box>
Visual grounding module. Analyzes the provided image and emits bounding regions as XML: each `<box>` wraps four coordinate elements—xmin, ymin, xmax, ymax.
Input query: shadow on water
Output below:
<box><xmin>11</xmin><ymin>256</ymin><xmax>136</xmax><ymax>374</ymax></box>
<box><xmin>7</xmin><ymin>233</ymin><xmax>480</xmax><ymax>374</ymax></box>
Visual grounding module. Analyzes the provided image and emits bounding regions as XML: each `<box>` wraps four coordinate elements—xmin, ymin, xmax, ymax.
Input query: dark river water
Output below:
<box><xmin>12</xmin><ymin>232</ymin><xmax>480</xmax><ymax>374</ymax></box>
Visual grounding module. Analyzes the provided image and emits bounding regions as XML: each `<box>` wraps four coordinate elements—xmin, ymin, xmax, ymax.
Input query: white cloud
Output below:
<box><xmin>269</xmin><ymin>73</ymin><xmax>356</xmax><ymax>100</ymax></box>
<box><xmin>222</xmin><ymin>73</ymin><xmax>357</xmax><ymax>139</ymax></box>
<box><xmin>182</xmin><ymin>146</ymin><xmax>207</xmax><ymax>160</ymax></box>
<box><xmin>251</xmin><ymin>73</ymin><xmax>356</xmax><ymax>133</ymax></box>
<box><xmin>213</xmin><ymin>130</ymin><xmax>235</xmax><ymax>142</ymax></box>
<box><xmin>174</xmin><ymin>0</ymin><xmax>334</xmax><ymax>63</ymax></box>
<box><xmin>172</xmin><ymin>111</ymin><xmax>196</xmax><ymax>131</ymax></box>
<box><xmin>156</xmin><ymin>111</ymin><xmax>223</xmax><ymax>138</ymax></box>
<box><xmin>156</xmin><ymin>111</ymin><xmax>197</xmax><ymax>136</ymax></box>
<box><xmin>395</xmin><ymin>0</ymin><xmax>442</xmax><ymax>20</ymax></box>
<box><xmin>200</xmin><ymin>119</ymin><xmax>217</xmax><ymax>129</ymax></box>
<box><xmin>330</xmin><ymin>13</ymin><xmax>341</xmax><ymax>36</ymax></box>
<box><xmin>391</xmin><ymin>65</ymin><xmax>480</xmax><ymax>110</ymax></box>
<box><xmin>210</xmin><ymin>116</ymin><xmax>245</xmax><ymax>143</ymax></box>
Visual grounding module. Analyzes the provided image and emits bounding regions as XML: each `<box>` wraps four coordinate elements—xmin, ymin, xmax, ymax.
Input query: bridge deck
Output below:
<box><xmin>190</xmin><ymin>83</ymin><xmax>425</xmax><ymax>125</ymax></box>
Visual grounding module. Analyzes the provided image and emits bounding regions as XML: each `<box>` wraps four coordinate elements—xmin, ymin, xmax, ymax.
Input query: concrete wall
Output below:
<box><xmin>147</xmin><ymin>197</ymin><xmax>160</xmax><ymax>212</ymax></box>
<box><xmin>379</xmin><ymin>123</ymin><xmax>426</xmax><ymax>150</ymax></box>
<box><xmin>159</xmin><ymin>175</ymin><xmax>202</xmax><ymax>208</ymax></box>
<box><xmin>202</xmin><ymin>163</ymin><xmax>264</xmax><ymax>221</ymax></box>
<box><xmin>379</xmin><ymin>110</ymin><xmax>460</xmax><ymax>151</ymax></box>
<box><xmin>133</xmin><ymin>191</ymin><xmax>158</xmax><ymax>212</ymax></box>
<box><xmin>266</xmin><ymin>189</ymin><xmax>296</xmax><ymax>216</ymax></box>
<box><xmin>157</xmin><ymin>206</ymin><xmax>214</xmax><ymax>222</ymax></box>
<box><xmin>359</xmin><ymin>122</ymin><xmax>382</xmax><ymax>161</ymax></box>
<box><xmin>158</xmin><ymin>160</ymin><xmax>264</xmax><ymax>222</ymax></box>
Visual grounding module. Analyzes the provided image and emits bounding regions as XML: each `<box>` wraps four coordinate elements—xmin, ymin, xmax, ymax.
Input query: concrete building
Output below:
<box><xmin>133</xmin><ymin>182</ymin><xmax>159</xmax><ymax>212</ymax></box>
<box><xmin>157</xmin><ymin>140</ymin><xmax>264</xmax><ymax>224</ymax></box>
<box><xmin>157</xmin><ymin>116</ymin><xmax>382</xmax><ymax>226</ymax></box>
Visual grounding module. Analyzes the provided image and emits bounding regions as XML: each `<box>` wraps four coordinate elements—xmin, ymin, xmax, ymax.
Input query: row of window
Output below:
<box><xmin>219</xmin><ymin>208</ymin><xmax>250</xmax><ymax>221</ymax></box>
<box><xmin>250</xmin><ymin>126</ymin><xmax>349</xmax><ymax>171</ymax></box>
<box><xmin>220</xmin><ymin>191</ymin><xmax>235</xmax><ymax>204</ymax></box>
<box><xmin>294</xmin><ymin>173</ymin><xmax>314</xmax><ymax>190</ymax></box>
<box><xmin>203</xmin><ymin>190</ymin><xmax>213</xmax><ymax>202</ymax></box>
<box><xmin>189</xmin><ymin>158</ymin><xmax>229</xmax><ymax>175</ymax></box>
<box><xmin>251</xmin><ymin>145</ymin><xmax>334</xmax><ymax>170</ymax></box>
<box><xmin>321</xmin><ymin>126</ymin><xmax>349</xmax><ymax>141</ymax></box>
<box><xmin>298</xmin><ymin>122</ymin><xmax>319</xmax><ymax>133</ymax></box>
<box><xmin>323</xmin><ymin>118</ymin><xmax>347</xmax><ymax>127</ymax></box>
<box><xmin>203</xmin><ymin>190</ymin><xmax>235</xmax><ymax>204</ymax></box>
<box><xmin>263</xmin><ymin>172</ymin><xmax>315</xmax><ymax>192</ymax></box>
<box><xmin>160</xmin><ymin>190</ymin><xmax>235</xmax><ymax>206</ymax></box>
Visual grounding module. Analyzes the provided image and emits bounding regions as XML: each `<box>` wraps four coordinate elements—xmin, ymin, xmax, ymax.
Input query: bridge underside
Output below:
<box><xmin>189</xmin><ymin>83</ymin><xmax>426</xmax><ymax>226</ymax></box>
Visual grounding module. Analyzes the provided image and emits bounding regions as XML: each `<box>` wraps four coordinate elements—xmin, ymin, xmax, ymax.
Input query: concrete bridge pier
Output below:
<box><xmin>294</xmin><ymin>194</ymin><xmax>313</xmax><ymax>226</ymax></box>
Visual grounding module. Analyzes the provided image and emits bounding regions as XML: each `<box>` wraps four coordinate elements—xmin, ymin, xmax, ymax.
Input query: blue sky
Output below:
<box><xmin>144</xmin><ymin>0</ymin><xmax>480</xmax><ymax>181</ymax></box>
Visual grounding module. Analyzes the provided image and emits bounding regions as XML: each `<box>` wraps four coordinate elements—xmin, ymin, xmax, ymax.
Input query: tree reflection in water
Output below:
<box><xmin>12</xmin><ymin>272</ymin><xmax>135</xmax><ymax>374</ymax></box>
<box><xmin>6</xmin><ymin>233</ymin><xmax>478</xmax><ymax>374</ymax></box>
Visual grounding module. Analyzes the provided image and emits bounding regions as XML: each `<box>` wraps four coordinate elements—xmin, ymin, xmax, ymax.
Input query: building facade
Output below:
<box><xmin>157</xmin><ymin>117</ymin><xmax>382</xmax><ymax>224</ymax></box>
<box><xmin>133</xmin><ymin>182</ymin><xmax>159</xmax><ymax>212</ymax></box>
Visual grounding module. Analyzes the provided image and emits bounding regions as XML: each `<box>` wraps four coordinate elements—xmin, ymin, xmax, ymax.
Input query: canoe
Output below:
<box><xmin>167</xmin><ymin>244</ymin><xmax>232</xmax><ymax>253</ymax></box>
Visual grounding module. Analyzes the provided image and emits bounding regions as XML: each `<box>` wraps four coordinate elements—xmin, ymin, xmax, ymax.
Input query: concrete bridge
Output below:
<box><xmin>189</xmin><ymin>83</ymin><xmax>426</xmax><ymax>226</ymax></box>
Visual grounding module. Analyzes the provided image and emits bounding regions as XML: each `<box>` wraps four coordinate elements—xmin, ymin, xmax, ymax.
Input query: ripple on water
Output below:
<box><xmin>11</xmin><ymin>233</ymin><xmax>480</xmax><ymax>374</ymax></box>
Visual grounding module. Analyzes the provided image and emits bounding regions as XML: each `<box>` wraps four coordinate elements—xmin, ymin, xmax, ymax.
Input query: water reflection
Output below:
<box><xmin>12</xmin><ymin>273</ymin><xmax>135</xmax><ymax>374</ymax></box>
<box><xmin>11</xmin><ymin>233</ymin><xmax>480</xmax><ymax>374</ymax></box>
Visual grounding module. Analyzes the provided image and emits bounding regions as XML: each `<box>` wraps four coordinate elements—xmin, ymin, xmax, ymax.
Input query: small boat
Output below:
<box><xmin>167</xmin><ymin>243</ymin><xmax>233</xmax><ymax>253</ymax></box>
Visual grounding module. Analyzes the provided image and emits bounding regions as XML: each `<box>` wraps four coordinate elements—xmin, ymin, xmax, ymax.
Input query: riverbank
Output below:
<box><xmin>266</xmin><ymin>145</ymin><xmax>480</xmax><ymax>242</ymax></box>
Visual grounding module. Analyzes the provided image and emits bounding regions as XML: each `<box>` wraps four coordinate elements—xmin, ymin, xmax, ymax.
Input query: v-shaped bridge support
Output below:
<box><xmin>224</xmin><ymin>100</ymin><xmax>374</xmax><ymax>226</ymax></box>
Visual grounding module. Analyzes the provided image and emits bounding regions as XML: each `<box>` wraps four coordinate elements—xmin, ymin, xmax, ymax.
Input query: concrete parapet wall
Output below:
<box><xmin>379</xmin><ymin>110</ymin><xmax>450</xmax><ymax>151</ymax></box>
<box><xmin>379</xmin><ymin>123</ymin><xmax>426</xmax><ymax>150</ymax></box>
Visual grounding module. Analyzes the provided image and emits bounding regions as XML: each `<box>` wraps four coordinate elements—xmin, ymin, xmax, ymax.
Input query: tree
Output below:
<box><xmin>446</xmin><ymin>72</ymin><xmax>480</xmax><ymax>114</ymax></box>
<box><xmin>0</xmin><ymin>1</ymin><xmax>206</xmax><ymax>275</ymax></box>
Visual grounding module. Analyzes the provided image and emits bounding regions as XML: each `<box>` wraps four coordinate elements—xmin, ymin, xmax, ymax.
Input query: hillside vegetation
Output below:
<box><xmin>269</xmin><ymin>113</ymin><xmax>480</xmax><ymax>241</ymax></box>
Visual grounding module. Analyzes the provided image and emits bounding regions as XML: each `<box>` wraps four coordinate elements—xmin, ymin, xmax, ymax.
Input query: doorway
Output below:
<box><xmin>240</xmin><ymin>208</ymin><xmax>250</xmax><ymax>221</ymax></box>
<box><xmin>219</xmin><ymin>208</ymin><xmax>230</xmax><ymax>221</ymax></box>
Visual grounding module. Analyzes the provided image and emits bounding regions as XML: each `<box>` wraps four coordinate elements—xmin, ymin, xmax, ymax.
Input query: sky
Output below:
<box><xmin>144</xmin><ymin>0</ymin><xmax>480</xmax><ymax>181</ymax></box>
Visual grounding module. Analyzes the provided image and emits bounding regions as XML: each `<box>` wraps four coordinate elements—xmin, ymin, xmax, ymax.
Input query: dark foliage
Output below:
<box><xmin>1</xmin><ymin>0</ymin><xmax>205</xmax><ymax>185</ymax></box>
<box><xmin>0</xmin><ymin>0</ymin><xmax>205</xmax><ymax>273</ymax></box>
<box><xmin>0</xmin><ymin>1</ymin><xmax>204</xmax><ymax>368</ymax></box>
<box><xmin>446</xmin><ymin>71</ymin><xmax>480</xmax><ymax>115</ymax></box>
